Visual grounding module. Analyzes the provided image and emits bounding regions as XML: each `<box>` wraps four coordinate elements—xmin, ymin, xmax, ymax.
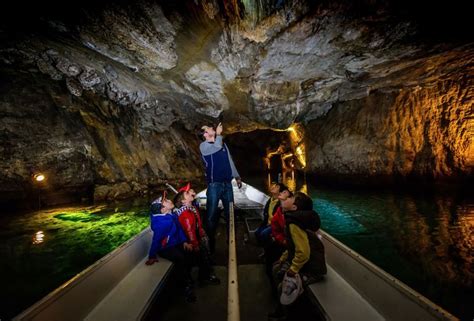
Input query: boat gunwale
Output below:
<box><xmin>13</xmin><ymin>227</ymin><xmax>153</xmax><ymax>320</ymax></box>
<box><xmin>320</xmin><ymin>230</ymin><xmax>459</xmax><ymax>321</ymax></box>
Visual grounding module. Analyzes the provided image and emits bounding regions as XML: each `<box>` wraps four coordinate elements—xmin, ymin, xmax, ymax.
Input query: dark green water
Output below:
<box><xmin>313</xmin><ymin>188</ymin><xmax>473</xmax><ymax>321</ymax></box>
<box><xmin>254</xmin><ymin>172</ymin><xmax>474</xmax><ymax>321</ymax></box>
<box><xmin>0</xmin><ymin>201</ymin><xmax>150</xmax><ymax>320</ymax></box>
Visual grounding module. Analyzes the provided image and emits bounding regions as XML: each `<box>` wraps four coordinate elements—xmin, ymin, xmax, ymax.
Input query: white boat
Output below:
<box><xmin>14</xmin><ymin>181</ymin><xmax>458</xmax><ymax>321</ymax></box>
<box><xmin>195</xmin><ymin>180</ymin><xmax>269</xmax><ymax>210</ymax></box>
<box><xmin>311</xmin><ymin>230</ymin><xmax>457</xmax><ymax>321</ymax></box>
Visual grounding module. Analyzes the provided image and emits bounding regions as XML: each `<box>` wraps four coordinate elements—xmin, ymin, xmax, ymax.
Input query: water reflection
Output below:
<box><xmin>266</xmin><ymin>171</ymin><xmax>307</xmax><ymax>194</ymax></box>
<box><xmin>32</xmin><ymin>231</ymin><xmax>45</xmax><ymax>244</ymax></box>
<box><xmin>387</xmin><ymin>195</ymin><xmax>474</xmax><ymax>289</ymax></box>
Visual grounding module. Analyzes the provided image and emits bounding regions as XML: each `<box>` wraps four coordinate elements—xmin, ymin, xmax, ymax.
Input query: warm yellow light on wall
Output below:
<box><xmin>287</xmin><ymin>125</ymin><xmax>302</xmax><ymax>142</ymax></box>
<box><xmin>295</xmin><ymin>144</ymin><xmax>306</xmax><ymax>168</ymax></box>
<box><xmin>287</xmin><ymin>123</ymin><xmax>306</xmax><ymax>169</ymax></box>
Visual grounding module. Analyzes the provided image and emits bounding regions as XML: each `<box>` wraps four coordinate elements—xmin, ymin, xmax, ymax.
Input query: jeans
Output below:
<box><xmin>255</xmin><ymin>225</ymin><xmax>272</xmax><ymax>246</ymax></box>
<box><xmin>205</xmin><ymin>181</ymin><xmax>234</xmax><ymax>252</ymax></box>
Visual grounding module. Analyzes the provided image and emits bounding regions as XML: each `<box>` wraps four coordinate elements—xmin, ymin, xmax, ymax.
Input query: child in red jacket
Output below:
<box><xmin>174</xmin><ymin>184</ymin><xmax>220</xmax><ymax>286</ymax></box>
<box><xmin>265</xmin><ymin>186</ymin><xmax>293</xmax><ymax>297</ymax></box>
<box><xmin>270</xmin><ymin>186</ymin><xmax>293</xmax><ymax>247</ymax></box>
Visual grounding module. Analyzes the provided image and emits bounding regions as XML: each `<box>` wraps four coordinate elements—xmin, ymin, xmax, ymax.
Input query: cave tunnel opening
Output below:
<box><xmin>225</xmin><ymin>124</ymin><xmax>308</xmax><ymax>192</ymax></box>
<box><xmin>225</xmin><ymin>129</ymin><xmax>287</xmax><ymax>176</ymax></box>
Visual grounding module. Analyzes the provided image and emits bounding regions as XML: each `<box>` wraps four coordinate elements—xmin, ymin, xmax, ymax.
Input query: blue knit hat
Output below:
<box><xmin>150</xmin><ymin>197</ymin><xmax>163</xmax><ymax>214</ymax></box>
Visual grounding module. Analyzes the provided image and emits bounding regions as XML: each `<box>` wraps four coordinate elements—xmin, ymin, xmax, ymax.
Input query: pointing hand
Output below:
<box><xmin>216</xmin><ymin>122</ymin><xmax>223</xmax><ymax>135</ymax></box>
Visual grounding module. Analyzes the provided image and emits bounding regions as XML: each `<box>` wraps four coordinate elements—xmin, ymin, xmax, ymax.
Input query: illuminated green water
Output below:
<box><xmin>0</xmin><ymin>201</ymin><xmax>149</xmax><ymax>320</ymax></box>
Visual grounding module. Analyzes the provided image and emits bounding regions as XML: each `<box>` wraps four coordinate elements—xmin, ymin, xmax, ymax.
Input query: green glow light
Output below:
<box><xmin>0</xmin><ymin>202</ymin><xmax>150</xmax><ymax>319</ymax></box>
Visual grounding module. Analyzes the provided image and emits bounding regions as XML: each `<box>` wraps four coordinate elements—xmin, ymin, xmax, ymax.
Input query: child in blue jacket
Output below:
<box><xmin>145</xmin><ymin>195</ymin><xmax>196</xmax><ymax>302</ymax></box>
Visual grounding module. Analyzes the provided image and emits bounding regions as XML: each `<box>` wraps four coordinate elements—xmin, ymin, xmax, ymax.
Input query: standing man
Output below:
<box><xmin>200</xmin><ymin>122</ymin><xmax>242</xmax><ymax>253</ymax></box>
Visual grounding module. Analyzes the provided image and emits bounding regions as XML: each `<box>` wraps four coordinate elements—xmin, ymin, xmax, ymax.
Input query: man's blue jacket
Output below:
<box><xmin>200</xmin><ymin>135</ymin><xmax>240</xmax><ymax>184</ymax></box>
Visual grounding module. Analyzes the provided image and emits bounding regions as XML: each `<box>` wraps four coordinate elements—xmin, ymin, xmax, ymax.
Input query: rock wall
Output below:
<box><xmin>306</xmin><ymin>76</ymin><xmax>473</xmax><ymax>185</ymax></box>
<box><xmin>0</xmin><ymin>69</ymin><xmax>205</xmax><ymax>207</ymax></box>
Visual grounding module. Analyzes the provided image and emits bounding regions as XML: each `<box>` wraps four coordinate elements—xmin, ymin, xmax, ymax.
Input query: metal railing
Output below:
<box><xmin>227</xmin><ymin>202</ymin><xmax>240</xmax><ymax>321</ymax></box>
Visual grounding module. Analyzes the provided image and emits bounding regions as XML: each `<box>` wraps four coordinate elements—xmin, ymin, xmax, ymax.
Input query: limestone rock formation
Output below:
<box><xmin>0</xmin><ymin>0</ymin><xmax>472</xmax><ymax>206</ymax></box>
<box><xmin>306</xmin><ymin>76</ymin><xmax>473</xmax><ymax>184</ymax></box>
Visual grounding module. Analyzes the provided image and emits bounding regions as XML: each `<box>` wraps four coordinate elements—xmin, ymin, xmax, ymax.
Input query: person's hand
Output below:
<box><xmin>276</xmin><ymin>264</ymin><xmax>287</xmax><ymax>279</ymax></box>
<box><xmin>183</xmin><ymin>242</ymin><xmax>193</xmax><ymax>251</ymax></box>
<box><xmin>193</xmin><ymin>246</ymin><xmax>200</xmax><ymax>252</ymax></box>
<box><xmin>286</xmin><ymin>269</ymin><xmax>296</xmax><ymax>277</ymax></box>
<box><xmin>236</xmin><ymin>177</ymin><xmax>242</xmax><ymax>189</ymax></box>
<box><xmin>145</xmin><ymin>258</ymin><xmax>158</xmax><ymax>265</ymax></box>
<box><xmin>216</xmin><ymin>122</ymin><xmax>223</xmax><ymax>135</ymax></box>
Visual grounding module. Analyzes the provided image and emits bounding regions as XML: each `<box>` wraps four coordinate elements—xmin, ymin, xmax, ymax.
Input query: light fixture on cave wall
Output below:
<box><xmin>33</xmin><ymin>173</ymin><xmax>46</xmax><ymax>182</ymax></box>
<box><xmin>32</xmin><ymin>172</ymin><xmax>47</xmax><ymax>210</ymax></box>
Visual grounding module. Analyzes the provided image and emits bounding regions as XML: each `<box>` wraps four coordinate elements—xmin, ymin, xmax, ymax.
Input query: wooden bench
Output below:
<box><xmin>307</xmin><ymin>265</ymin><xmax>384</xmax><ymax>321</ymax></box>
<box><xmin>14</xmin><ymin>228</ymin><xmax>173</xmax><ymax>321</ymax></box>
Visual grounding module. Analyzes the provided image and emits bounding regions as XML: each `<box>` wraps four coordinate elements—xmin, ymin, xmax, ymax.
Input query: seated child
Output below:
<box><xmin>264</xmin><ymin>186</ymin><xmax>293</xmax><ymax>297</ymax></box>
<box><xmin>269</xmin><ymin>192</ymin><xmax>327</xmax><ymax>320</ymax></box>
<box><xmin>174</xmin><ymin>183</ymin><xmax>220</xmax><ymax>286</ymax></box>
<box><xmin>255</xmin><ymin>183</ymin><xmax>286</xmax><ymax>246</ymax></box>
<box><xmin>145</xmin><ymin>194</ymin><xmax>196</xmax><ymax>303</ymax></box>
<box><xmin>270</xmin><ymin>186</ymin><xmax>293</xmax><ymax>248</ymax></box>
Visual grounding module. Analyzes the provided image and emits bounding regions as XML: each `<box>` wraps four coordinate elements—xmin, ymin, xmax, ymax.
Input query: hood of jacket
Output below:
<box><xmin>284</xmin><ymin>210</ymin><xmax>321</xmax><ymax>232</ymax></box>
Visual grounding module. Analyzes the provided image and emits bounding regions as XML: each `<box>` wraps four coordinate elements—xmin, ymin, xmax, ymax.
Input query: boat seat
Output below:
<box><xmin>307</xmin><ymin>265</ymin><xmax>385</xmax><ymax>321</ymax></box>
<box><xmin>13</xmin><ymin>228</ymin><xmax>174</xmax><ymax>321</ymax></box>
<box><xmin>85</xmin><ymin>257</ymin><xmax>173</xmax><ymax>321</ymax></box>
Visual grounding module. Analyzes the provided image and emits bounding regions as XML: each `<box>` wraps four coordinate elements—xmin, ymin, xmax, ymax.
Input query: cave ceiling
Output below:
<box><xmin>0</xmin><ymin>0</ymin><xmax>472</xmax><ymax>204</ymax></box>
<box><xmin>1</xmin><ymin>0</ymin><xmax>472</xmax><ymax>131</ymax></box>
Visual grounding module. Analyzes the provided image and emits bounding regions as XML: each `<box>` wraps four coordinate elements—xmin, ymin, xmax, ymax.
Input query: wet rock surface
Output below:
<box><xmin>0</xmin><ymin>0</ymin><xmax>472</xmax><ymax>206</ymax></box>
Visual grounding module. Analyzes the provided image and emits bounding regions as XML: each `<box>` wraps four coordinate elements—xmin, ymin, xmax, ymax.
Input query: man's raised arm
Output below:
<box><xmin>200</xmin><ymin>135</ymin><xmax>223</xmax><ymax>156</ymax></box>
